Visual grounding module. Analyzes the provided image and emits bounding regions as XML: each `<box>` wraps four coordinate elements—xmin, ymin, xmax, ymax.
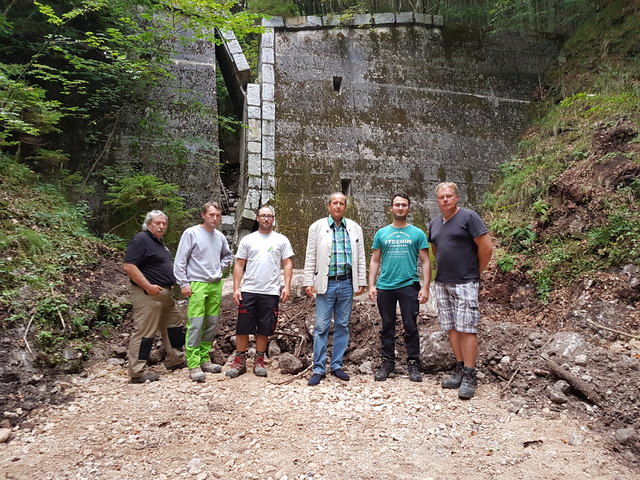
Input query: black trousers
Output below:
<box><xmin>376</xmin><ymin>283</ymin><xmax>421</xmax><ymax>363</ymax></box>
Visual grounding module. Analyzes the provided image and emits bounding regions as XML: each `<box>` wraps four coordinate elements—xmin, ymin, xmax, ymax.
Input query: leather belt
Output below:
<box><xmin>328</xmin><ymin>274</ymin><xmax>352</xmax><ymax>281</ymax></box>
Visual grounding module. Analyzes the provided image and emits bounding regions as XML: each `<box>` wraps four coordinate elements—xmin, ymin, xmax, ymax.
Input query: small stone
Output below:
<box><xmin>0</xmin><ymin>428</ymin><xmax>11</xmax><ymax>443</ymax></box>
<box><xmin>614</xmin><ymin>428</ymin><xmax>637</xmax><ymax>445</ymax></box>
<box><xmin>358</xmin><ymin>360</ymin><xmax>374</xmax><ymax>375</ymax></box>
<box><xmin>500</xmin><ymin>356</ymin><xmax>511</xmax><ymax>365</ymax></box>
<box><xmin>575</xmin><ymin>354</ymin><xmax>588</xmax><ymax>366</ymax></box>
<box><xmin>278</xmin><ymin>352</ymin><xmax>303</xmax><ymax>374</ymax></box>
<box><xmin>349</xmin><ymin>348</ymin><xmax>370</xmax><ymax>363</ymax></box>
<box><xmin>268</xmin><ymin>340</ymin><xmax>281</xmax><ymax>358</ymax></box>
<box><xmin>553</xmin><ymin>380</ymin><xmax>571</xmax><ymax>394</ymax></box>
<box><xmin>568</xmin><ymin>433</ymin><xmax>586</xmax><ymax>446</ymax></box>
<box><xmin>548</xmin><ymin>388</ymin><xmax>568</xmax><ymax>404</ymax></box>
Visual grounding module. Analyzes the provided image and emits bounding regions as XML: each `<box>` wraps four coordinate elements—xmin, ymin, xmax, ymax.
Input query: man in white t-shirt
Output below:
<box><xmin>226</xmin><ymin>206</ymin><xmax>294</xmax><ymax>378</ymax></box>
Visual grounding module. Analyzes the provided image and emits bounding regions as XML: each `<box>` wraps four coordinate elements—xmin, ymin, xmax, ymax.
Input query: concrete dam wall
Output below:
<box><xmin>242</xmin><ymin>14</ymin><xmax>561</xmax><ymax>264</ymax></box>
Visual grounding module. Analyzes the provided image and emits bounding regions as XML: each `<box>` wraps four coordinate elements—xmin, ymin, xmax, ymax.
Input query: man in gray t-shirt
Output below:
<box><xmin>226</xmin><ymin>206</ymin><xmax>294</xmax><ymax>379</ymax></box>
<box><xmin>174</xmin><ymin>202</ymin><xmax>232</xmax><ymax>382</ymax></box>
<box><xmin>428</xmin><ymin>182</ymin><xmax>492</xmax><ymax>399</ymax></box>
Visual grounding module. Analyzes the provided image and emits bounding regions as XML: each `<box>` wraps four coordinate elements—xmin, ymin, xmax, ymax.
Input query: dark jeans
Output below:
<box><xmin>376</xmin><ymin>283</ymin><xmax>421</xmax><ymax>363</ymax></box>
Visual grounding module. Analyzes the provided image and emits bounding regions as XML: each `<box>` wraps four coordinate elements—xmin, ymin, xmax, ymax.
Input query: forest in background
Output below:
<box><xmin>0</xmin><ymin>0</ymin><xmax>638</xmax><ymax>368</ymax></box>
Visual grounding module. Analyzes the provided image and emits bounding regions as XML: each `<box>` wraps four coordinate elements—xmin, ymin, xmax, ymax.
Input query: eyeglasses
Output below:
<box><xmin>257</xmin><ymin>214</ymin><xmax>274</xmax><ymax>219</ymax></box>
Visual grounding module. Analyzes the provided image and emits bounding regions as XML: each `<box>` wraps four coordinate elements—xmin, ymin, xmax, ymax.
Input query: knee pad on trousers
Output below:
<box><xmin>167</xmin><ymin>326</ymin><xmax>185</xmax><ymax>349</ymax></box>
<box><xmin>138</xmin><ymin>337</ymin><xmax>153</xmax><ymax>360</ymax></box>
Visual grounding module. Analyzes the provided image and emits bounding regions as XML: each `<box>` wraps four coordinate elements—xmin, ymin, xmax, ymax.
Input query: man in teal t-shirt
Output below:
<box><xmin>368</xmin><ymin>192</ymin><xmax>431</xmax><ymax>383</ymax></box>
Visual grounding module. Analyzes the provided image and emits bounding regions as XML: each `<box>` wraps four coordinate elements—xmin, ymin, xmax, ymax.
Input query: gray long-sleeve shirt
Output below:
<box><xmin>173</xmin><ymin>225</ymin><xmax>232</xmax><ymax>288</ymax></box>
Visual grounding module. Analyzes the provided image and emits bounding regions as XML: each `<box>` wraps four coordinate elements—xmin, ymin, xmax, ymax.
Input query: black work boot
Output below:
<box><xmin>441</xmin><ymin>361</ymin><xmax>464</xmax><ymax>389</ymax></box>
<box><xmin>374</xmin><ymin>360</ymin><xmax>395</xmax><ymax>381</ymax></box>
<box><xmin>458</xmin><ymin>366</ymin><xmax>478</xmax><ymax>399</ymax></box>
<box><xmin>407</xmin><ymin>360</ymin><xmax>422</xmax><ymax>382</ymax></box>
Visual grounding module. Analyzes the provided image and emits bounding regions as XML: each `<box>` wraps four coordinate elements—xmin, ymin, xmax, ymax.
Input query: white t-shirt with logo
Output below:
<box><xmin>236</xmin><ymin>231</ymin><xmax>294</xmax><ymax>295</ymax></box>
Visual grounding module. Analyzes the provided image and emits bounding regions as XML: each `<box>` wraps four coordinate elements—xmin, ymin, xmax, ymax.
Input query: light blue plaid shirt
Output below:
<box><xmin>328</xmin><ymin>217</ymin><xmax>352</xmax><ymax>277</ymax></box>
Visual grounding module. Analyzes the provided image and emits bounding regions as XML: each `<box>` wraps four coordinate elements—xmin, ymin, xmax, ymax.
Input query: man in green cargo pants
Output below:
<box><xmin>174</xmin><ymin>202</ymin><xmax>232</xmax><ymax>382</ymax></box>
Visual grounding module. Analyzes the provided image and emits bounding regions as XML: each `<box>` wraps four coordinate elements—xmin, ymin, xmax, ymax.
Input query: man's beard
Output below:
<box><xmin>392</xmin><ymin>213</ymin><xmax>407</xmax><ymax>221</ymax></box>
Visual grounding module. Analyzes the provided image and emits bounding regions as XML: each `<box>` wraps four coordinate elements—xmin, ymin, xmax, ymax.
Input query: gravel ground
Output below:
<box><xmin>0</xmin><ymin>359</ymin><xmax>636</xmax><ymax>480</ymax></box>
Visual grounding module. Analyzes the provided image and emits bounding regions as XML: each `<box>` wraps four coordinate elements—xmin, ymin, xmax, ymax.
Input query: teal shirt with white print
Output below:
<box><xmin>372</xmin><ymin>224</ymin><xmax>429</xmax><ymax>290</ymax></box>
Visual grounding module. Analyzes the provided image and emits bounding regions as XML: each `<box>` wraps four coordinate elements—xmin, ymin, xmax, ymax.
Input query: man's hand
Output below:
<box><xmin>232</xmin><ymin>289</ymin><xmax>242</xmax><ymax>305</ymax></box>
<box><xmin>180</xmin><ymin>285</ymin><xmax>192</xmax><ymax>297</ymax></box>
<box><xmin>145</xmin><ymin>284</ymin><xmax>163</xmax><ymax>296</ymax></box>
<box><xmin>356</xmin><ymin>286</ymin><xmax>366</xmax><ymax>296</ymax></box>
<box><xmin>368</xmin><ymin>285</ymin><xmax>377</xmax><ymax>302</ymax></box>
<box><xmin>280</xmin><ymin>287</ymin><xmax>291</xmax><ymax>303</ymax></box>
<box><xmin>418</xmin><ymin>286</ymin><xmax>429</xmax><ymax>304</ymax></box>
<box><xmin>304</xmin><ymin>286</ymin><xmax>315</xmax><ymax>298</ymax></box>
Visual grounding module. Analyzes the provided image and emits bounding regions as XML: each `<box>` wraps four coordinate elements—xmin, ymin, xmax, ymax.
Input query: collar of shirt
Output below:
<box><xmin>328</xmin><ymin>216</ymin><xmax>345</xmax><ymax>229</ymax></box>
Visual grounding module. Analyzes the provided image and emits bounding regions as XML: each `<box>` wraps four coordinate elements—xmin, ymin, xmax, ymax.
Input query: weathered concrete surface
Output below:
<box><xmin>272</xmin><ymin>23</ymin><xmax>560</xmax><ymax>263</ymax></box>
<box><xmin>97</xmin><ymin>37</ymin><xmax>221</xmax><ymax>236</ymax></box>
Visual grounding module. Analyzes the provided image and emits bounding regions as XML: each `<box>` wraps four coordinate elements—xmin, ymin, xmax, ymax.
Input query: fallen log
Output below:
<box><xmin>486</xmin><ymin>365</ymin><xmax>511</xmax><ymax>381</ymax></box>
<box><xmin>268</xmin><ymin>365</ymin><xmax>311</xmax><ymax>386</ymax></box>
<box><xmin>540</xmin><ymin>354</ymin><xmax>603</xmax><ymax>407</ymax></box>
<box><xmin>584</xmin><ymin>318</ymin><xmax>640</xmax><ymax>340</ymax></box>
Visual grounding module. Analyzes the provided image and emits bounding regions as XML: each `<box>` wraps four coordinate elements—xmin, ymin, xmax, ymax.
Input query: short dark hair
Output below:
<box><xmin>390</xmin><ymin>192</ymin><xmax>410</xmax><ymax>206</ymax></box>
<box><xmin>258</xmin><ymin>205</ymin><xmax>275</xmax><ymax>216</ymax></box>
<box><xmin>202</xmin><ymin>201</ymin><xmax>222</xmax><ymax>214</ymax></box>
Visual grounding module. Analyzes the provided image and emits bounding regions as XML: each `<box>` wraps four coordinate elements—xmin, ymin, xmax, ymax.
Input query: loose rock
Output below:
<box><xmin>614</xmin><ymin>428</ymin><xmax>637</xmax><ymax>445</ymax></box>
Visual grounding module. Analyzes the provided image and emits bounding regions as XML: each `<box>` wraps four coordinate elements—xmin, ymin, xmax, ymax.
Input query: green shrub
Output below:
<box><xmin>495</xmin><ymin>251</ymin><xmax>516</xmax><ymax>273</ymax></box>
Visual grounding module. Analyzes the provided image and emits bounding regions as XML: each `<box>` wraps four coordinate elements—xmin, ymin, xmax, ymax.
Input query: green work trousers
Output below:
<box><xmin>185</xmin><ymin>280</ymin><xmax>222</xmax><ymax>369</ymax></box>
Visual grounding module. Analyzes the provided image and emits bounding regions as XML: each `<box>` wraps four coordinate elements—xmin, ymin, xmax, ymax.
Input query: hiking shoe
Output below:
<box><xmin>441</xmin><ymin>362</ymin><xmax>464</xmax><ymax>389</ymax></box>
<box><xmin>307</xmin><ymin>373</ymin><xmax>325</xmax><ymax>386</ymax></box>
<box><xmin>458</xmin><ymin>367</ymin><xmax>478</xmax><ymax>399</ymax></box>
<box><xmin>130</xmin><ymin>372</ymin><xmax>160</xmax><ymax>384</ymax></box>
<box><xmin>374</xmin><ymin>360</ymin><xmax>395</xmax><ymax>381</ymax></box>
<box><xmin>189</xmin><ymin>366</ymin><xmax>206</xmax><ymax>383</ymax></box>
<box><xmin>201</xmin><ymin>362</ymin><xmax>222</xmax><ymax>374</ymax></box>
<box><xmin>225</xmin><ymin>353</ymin><xmax>247</xmax><ymax>378</ymax></box>
<box><xmin>408</xmin><ymin>361</ymin><xmax>423</xmax><ymax>382</ymax></box>
<box><xmin>253</xmin><ymin>353</ymin><xmax>267</xmax><ymax>377</ymax></box>
<box><xmin>166</xmin><ymin>361</ymin><xmax>187</xmax><ymax>371</ymax></box>
<box><xmin>331</xmin><ymin>368</ymin><xmax>350</xmax><ymax>381</ymax></box>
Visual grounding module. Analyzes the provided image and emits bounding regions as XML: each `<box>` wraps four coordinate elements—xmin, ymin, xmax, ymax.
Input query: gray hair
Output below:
<box><xmin>435</xmin><ymin>182</ymin><xmax>459</xmax><ymax>196</ymax></box>
<box><xmin>141</xmin><ymin>210</ymin><xmax>167</xmax><ymax>230</ymax></box>
<box><xmin>327</xmin><ymin>192</ymin><xmax>347</xmax><ymax>204</ymax></box>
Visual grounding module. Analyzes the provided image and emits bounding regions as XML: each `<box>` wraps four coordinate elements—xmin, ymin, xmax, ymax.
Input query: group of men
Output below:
<box><xmin>123</xmin><ymin>182</ymin><xmax>492</xmax><ymax>399</ymax></box>
<box><xmin>124</xmin><ymin>202</ymin><xmax>293</xmax><ymax>384</ymax></box>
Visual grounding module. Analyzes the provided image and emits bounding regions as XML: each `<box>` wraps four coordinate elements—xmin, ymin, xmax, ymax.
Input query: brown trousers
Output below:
<box><xmin>127</xmin><ymin>284</ymin><xmax>185</xmax><ymax>379</ymax></box>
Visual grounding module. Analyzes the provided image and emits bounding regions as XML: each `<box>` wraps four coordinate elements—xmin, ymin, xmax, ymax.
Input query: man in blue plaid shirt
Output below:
<box><xmin>304</xmin><ymin>193</ymin><xmax>367</xmax><ymax>386</ymax></box>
